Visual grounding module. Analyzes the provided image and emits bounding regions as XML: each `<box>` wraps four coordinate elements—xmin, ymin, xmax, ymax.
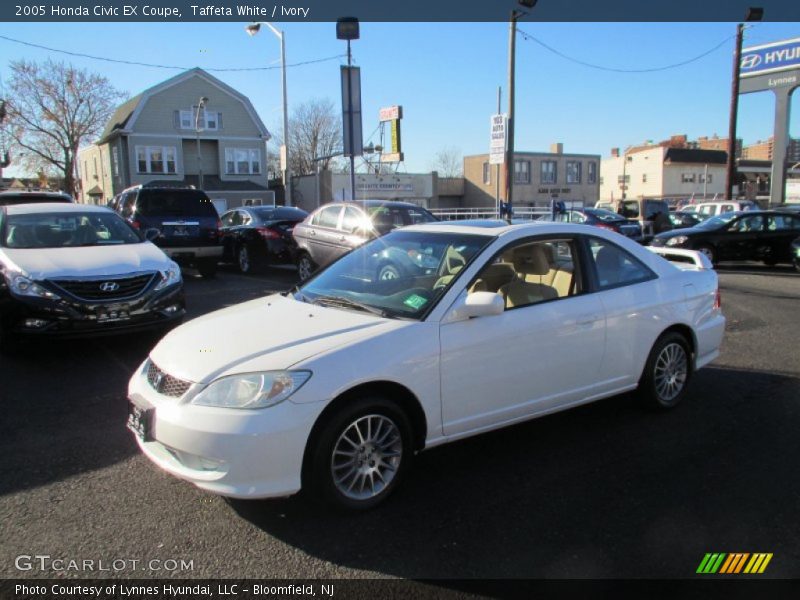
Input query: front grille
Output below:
<box><xmin>146</xmin><ymin>361</ymin><xmax>192</xmax><ymax>398</ymax></box>
<box><xmin>49</xmin><ymin>273</ymin><xmax>156</xmax><ymax>302</ymax></box>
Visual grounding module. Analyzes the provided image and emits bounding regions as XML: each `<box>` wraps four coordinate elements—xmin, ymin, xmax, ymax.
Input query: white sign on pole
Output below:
<box><xmin>489</xmin><ymin>113</ymin><xmax>507</xmax><ymax>165</ymax></box>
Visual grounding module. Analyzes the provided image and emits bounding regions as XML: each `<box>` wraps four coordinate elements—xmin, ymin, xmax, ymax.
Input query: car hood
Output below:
<box><xmin>149</xmin><ymin>293</ymin><xmax>404</xmax><ymax>384</ymax></box>
<box><xmin>654</xmin><ymin>227</ymin><xmax>696</xmax><ymax>239</ymax></box>
<box><xmin>0</xmin><ymin>243</ymin><xmax>171</xmax><ymax>279</ymax></box>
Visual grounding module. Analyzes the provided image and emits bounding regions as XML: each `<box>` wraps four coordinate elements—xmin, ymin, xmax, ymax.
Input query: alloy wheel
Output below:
<box><xmin>238</xmin><ymin>246</ymin><xmax>250</xmax><ymax>273</ymax></box>
<box><xmin>330</xmin><ymin>414</ymin><xmax>403</xmax><ymax>501</ymax></box>
<box><xmin>654</xmin><ymin>342</ymin><xmax>688</xmax><ymax>403</ymax></box>
<box><xmin>298</xmin><ymin>256</ymin><xmax>313</xmax><ymax>282</ymax></box>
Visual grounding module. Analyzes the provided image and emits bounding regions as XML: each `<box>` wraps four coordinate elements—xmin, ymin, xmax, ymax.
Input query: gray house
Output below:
<box><xmin>78</xmin><ymin>68</ymin><xmax>273</xmax><ymax>210</ymax></box>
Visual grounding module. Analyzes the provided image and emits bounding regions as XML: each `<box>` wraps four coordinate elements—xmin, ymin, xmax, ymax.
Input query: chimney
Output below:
<box><xmin>611</xmin><ymin>148</ymin><xmax>620</xmax><ymax>157</ymax></box>
<box><xmin>550</xmin><ymin>143</ymin><xmax>563</xmax><ymax>154</ymax></box>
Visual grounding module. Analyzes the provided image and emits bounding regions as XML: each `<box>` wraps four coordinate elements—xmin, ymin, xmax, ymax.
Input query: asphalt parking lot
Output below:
<box><xmin>1</xmin><ymin>262</ymin><xmax>799</xmax><ymax>581</ymax></box>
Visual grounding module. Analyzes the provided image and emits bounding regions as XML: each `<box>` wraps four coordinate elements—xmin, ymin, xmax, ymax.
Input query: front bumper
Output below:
<box><xmin>128</xmin><ymin>368</ymin><xmax>322</xmax><ymax>499</ymax></box>
<box><xmin>1</xmin><ymin>284</ymin><xmax>185</xmax><ymax>339</ymax></box>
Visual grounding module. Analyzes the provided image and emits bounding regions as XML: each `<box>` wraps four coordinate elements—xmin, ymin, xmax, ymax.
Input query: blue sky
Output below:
<box><xmin>1</xmin><ymin>21</ymin><xmax>799</xmax><ymax>176</ymax></box>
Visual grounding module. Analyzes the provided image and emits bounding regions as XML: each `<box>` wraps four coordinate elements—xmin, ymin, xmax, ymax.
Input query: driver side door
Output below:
<box><xmin>439</xmin><ymin>236</ymin><xmax>607</xmax><ymax>437</ymax></box>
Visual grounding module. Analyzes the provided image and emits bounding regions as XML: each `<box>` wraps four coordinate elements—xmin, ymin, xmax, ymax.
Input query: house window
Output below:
<box><xmin>112</xmin><ymin>147</ymin><xmax>120</xmax><ymax>177</ymax></box>
<box><xmin>599</xmin><ymin>176</ymin><xmax>604</xmax><ymax>185</ymax></box>
<box><xmin>540</xmin><ymin>160</ymin><xmax>557</xmax><ymax>184</ymax></box>
<box><xmin>699</xmin><ymin>173</ymin><xmax>713</xmax><ymax>183</ymax></box>
<box><xmin>681</xmin><ymin>173</ymin><xmax>696</xmax><ymax>183</ymax></box>
<box><xmin>588</xmin><ymin>161</ymin><xmax>597</xmax><ymax>184</ymax></box>
<box><xmin>225</xmin><ymin>148</ymin><xmax>261</xmax><ymax>175</ymax></box>
<box><xmin>136</xmin><ymin>146</ymin><xmax>178</xmax><ymax>174</ymax></box>
<box><xmin>482</xmin><ymin>162</ymin><xmax>491</xmax><ymax>185</ymax></box>
<box><xmin>514</xmin><ymin>160</ymin><xmax>530</xmax><ymax>184</ymax></box>
<box><xmin>179</xmin><ymin>108</ymin><xmax>220</xmax><ymax>131</ymax></box>
<box><xmin>642</xmin><ymin>173</ymin><xmax>648</xmax><ymax>183</ymax></box>
<box><xmin>617</xmin><ymin>174</ymin><xmax>630</xmax><ymax>183</ymax></box>
<box><xmin>566</xmin><ymin>161</ymin><xmax>581</xmax><ymax>184</ymax></box>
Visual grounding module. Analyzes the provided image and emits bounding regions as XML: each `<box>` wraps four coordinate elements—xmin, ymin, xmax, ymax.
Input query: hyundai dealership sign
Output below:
<box><xmin>740</xmin><ymin>37</ymin><xmax>800</xmax><ymax>78</ymax></box>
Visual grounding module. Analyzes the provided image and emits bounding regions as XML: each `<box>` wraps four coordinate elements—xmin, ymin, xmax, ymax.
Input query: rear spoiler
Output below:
<box><xmin>647</xmin><ymin>246</ymin><xmax>713</xmax><ymax>269</ymax></box>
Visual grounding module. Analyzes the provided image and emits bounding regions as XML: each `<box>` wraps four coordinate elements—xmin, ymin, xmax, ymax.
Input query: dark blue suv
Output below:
<box><xmin>116</xmin><ymin>185</ymin><xmax>222</xmax><ymax>278</ymax></box>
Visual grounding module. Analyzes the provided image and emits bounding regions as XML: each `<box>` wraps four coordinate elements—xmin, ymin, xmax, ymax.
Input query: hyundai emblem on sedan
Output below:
<box><xmin>99</xmin><ymin>281</ymin><xmax>120</xmax><ymax>292</ymax></box>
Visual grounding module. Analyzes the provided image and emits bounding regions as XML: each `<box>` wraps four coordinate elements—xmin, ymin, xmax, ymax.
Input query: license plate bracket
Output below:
<box><xmin>127</xmin><ymin>402</ymin><xmax>154</xmax><ymax>442</ymax></box>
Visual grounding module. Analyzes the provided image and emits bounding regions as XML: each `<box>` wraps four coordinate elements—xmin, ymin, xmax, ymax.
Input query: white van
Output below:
<box><xmin>694</xmin><ymin>201</ymin><xmax>757</xmax><ymax>216</ymax></box>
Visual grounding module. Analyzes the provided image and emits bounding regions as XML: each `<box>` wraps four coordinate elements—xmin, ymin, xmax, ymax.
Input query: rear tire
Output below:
<box><xmin>297</xmin><ymin>252</ymin><xmax>316</xmax><ymax>283</ymax></box>
<box><xmin>308</xmin><ymin>397</ymin><xmax>412</xmax><ymax>511</ymax></box>
<box><xmin>237</xmin><ymin>245</ymin><xmax>252</xmax><ymax>274</ymax></box>
<box><xmin>638</xmin><ymin>332</ymin><xmax>692</xmax><ymax>410</ymax></box>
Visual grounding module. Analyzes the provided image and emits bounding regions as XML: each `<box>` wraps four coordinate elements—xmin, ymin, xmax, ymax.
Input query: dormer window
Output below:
<box><xmin>178</xmin><ymin>108</ymin><xmax>220</xmax><ymax>131</ymax></box>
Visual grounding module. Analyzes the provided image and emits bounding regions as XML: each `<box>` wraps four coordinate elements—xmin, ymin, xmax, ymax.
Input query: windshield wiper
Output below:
<box><xmin>311</xmin><ymin>295</ymin><xmax>388</xmax><ymax>317</ymax></box>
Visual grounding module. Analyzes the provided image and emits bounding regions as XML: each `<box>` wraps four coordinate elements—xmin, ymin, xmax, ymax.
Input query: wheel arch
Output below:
<box><xmin>655</xmin><ymin>323</ymin><xmax>697</xmax><ymax>368</ymax></box>
<box><xmin>301</xmin><ymin>380</ymin><xmax>428</xmax><ymax>485</ymax></box>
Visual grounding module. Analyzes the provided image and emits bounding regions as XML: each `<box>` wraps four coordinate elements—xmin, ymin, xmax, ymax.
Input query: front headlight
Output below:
<box><xmin>190</xmin><ymin>371</ymin><xmax>311</xmax><ymax>409</ymax></box>
<box><xmin>154</xmin><ymin>261</ymin><xmax>182</xmax><ymax>291</ymax></box>
<box><xmin>666</xmin><ymin>236</ymin><xmax>689</xmax><ymax>247</ymax></box>
<box><xmin>7</xmin><ymin>273</ymin><xmax>61</xmax><ymax>300</ymax></box>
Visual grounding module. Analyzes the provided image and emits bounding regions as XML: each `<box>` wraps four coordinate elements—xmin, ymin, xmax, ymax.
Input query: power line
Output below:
<box><xmin>516</xmin><ymin>29</ymin><xmax>735</xmax><ymax>73</ymax></box>
<box><xmin>0</xmin><ymin>34</ymin><xmax>344</xmax><ymax>72</ymax></box>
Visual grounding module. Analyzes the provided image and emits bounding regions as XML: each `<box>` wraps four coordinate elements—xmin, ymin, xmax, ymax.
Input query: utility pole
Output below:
<box><xmin>346</xmin><ymin>38</ymin><xmax>356</xmax><ymax>200</ymax></box>
<box><xmin>495</xmin><ymin>85</ymin><xmax>501</xmax><ymax>217</ymax></box>
<box><xmin>504</xmin><ymin>14</ymin><xmax>518</xmax><ymax>223</ymax></box>
<box><xmin>726</xmin><ymin>23</ymin><xmax>744</xmax><ymax>201</ymax></box>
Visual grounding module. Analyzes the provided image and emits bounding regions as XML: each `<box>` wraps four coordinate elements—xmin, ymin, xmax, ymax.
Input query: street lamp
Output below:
<box><xmin>246</xmin><ymin>21</ymin><xmax>292</xmax><ymax>207</ymax></box>
<box><xmin>725</xmin><ymin>6</ymin><xmax>764</xmax><ymax>200</ymax></box>
<box><xmin>504</xmin><ymin>0</ymin><xmax>537</xmax><ymax>223</ymax></box>
<box><xmin>195</xmin><ymin>96</ymin><xmax>208</xmax><ymax>190</ymax></box>
<box><xmin>337</xmin><ymin>17</ymin><xmax>360</xmax><ymax>202</ymax></box>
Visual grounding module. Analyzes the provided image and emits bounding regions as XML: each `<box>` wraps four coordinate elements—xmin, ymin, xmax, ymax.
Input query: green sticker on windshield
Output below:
<box><xmin>403</xmin><ymin>294</ymin><xmax>428</xmax><ymax>310</ymax></box>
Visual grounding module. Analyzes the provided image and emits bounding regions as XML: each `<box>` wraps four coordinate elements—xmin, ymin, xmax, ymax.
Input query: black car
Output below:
<box><xmin>219</xmin><ymin>206</ymin><xmax>308</xmax><ymax>273</ymax></box>
<box><xmin>792</xmin><ymin>236</ymin><xmax>800</xmax><ymax>273</ymax></box>
<box><xmin>292</xmin><ymin>200</ymin><xmax>438</xmax><ymax>282</ymax></box>
<box><xmin>115</xmin><ymin>185</ymin><xmax>221</xmax><ymax>278</ymax></box>
<box><xmin>553</xmin><ymin>208</ymin><xmax>643</xmax><ymax>242</ymax></box>
<box><xmin>650</xmin><ymin>210</ymin><xmax>800</xmax><ymax>266</ymax></box>
<box><xmin>0</xmin><ymin>203</ymin><xmax>185</xmax><ymax>352</ymax></box>
<box><xmin>0</xmin><ymin>191</ymin><xmax>74</xmax><ymax>206</ymax></box>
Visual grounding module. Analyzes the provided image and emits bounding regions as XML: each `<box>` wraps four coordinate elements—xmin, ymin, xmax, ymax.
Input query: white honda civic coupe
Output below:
<box><xmin>128</xmin><ymin>221</ymin><xmax>725</xmax><ymax>510</ymax></box>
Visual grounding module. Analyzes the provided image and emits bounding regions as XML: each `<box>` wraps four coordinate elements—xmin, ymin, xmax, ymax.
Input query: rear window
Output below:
<box><xmin>135</xmin><ymin>189</ymin><xmax>218</xmax><ymax>218</ymax></box>
<box><xmin>0</xmin><ymin>194</ymin><xmax>72</xmax><ymax>206</ymax></box>
<box><xmin>252</xmin><ymin>207</ymin><xmax>307</xmax><ymax>222</ymax></box>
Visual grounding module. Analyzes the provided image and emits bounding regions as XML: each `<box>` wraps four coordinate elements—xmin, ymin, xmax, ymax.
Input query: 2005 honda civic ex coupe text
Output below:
<box><xmin>128</xmin><ymin>220</ymin><xmax>725</xmax><ymax>510</ymax></box>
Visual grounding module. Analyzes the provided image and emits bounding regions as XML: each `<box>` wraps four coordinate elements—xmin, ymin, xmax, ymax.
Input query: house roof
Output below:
<box><xmin>663</xmin><ymin>148</ymin><xmax>727</xmax><ymax>165</ymax></box>
<box><xmin>97</xmin><ymin>67</ymin><xmax>270</xmax><ymax>144</ymax></box>
<box><xmin>99</xmin><ymin>94</ymin><xmax>143</xmax><ymax>142</ymax></box>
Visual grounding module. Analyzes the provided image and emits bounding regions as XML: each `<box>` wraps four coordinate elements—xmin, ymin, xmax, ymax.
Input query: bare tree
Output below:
<box><xmin>430</xmin><ymin>146</ymin><xmax>463</xmax><ymax>177</ymax></box>
<box><xmin>283</xmin><ymin>98</ymin><xmax>342</xmax><ymax>175</ymax></box>
<box><xmin>5</xmin><ymin>59</ymin><xmax>125</xmax><ymax>197</ymax></box>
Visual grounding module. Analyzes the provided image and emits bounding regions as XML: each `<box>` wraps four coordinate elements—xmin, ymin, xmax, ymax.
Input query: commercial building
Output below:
<box><xmin>462</xmin><ymin>144</ymin><xmax>601</xmax><ymax>208</ymax></box>
<box><xmin>742</xmin><ymin>136</ymin><xmax>800</xmax><ymax>163</ymax></box>
<box><xmin>600</xmin><ymin>146</ymin><xmax>727</xmax><ymax>202</ymax></box>
<box><xmin>78</xmin><ymin>68</ymin><xmax>273</xmax><ymax>209</ymax></box>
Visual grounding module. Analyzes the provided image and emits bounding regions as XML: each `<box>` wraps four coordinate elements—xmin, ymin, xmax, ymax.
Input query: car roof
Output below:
<box><xmin>3</xmin><ymin>202</ymin><xmax>113</xmax><ymax>215</ymax></box>
<box><xmin>318</xmin><ymin>200</ymin><xmax>423</xmax><ymax>210</ymax></box>
<box><xmin>0</xmin><ymin>190</ymin><xmax>72</xmax><ymax>196</ymax></box>
<box><xmin>402</xmin><ymin>220</ymin><xmax>595</xmax><ymax>237</ymax></box>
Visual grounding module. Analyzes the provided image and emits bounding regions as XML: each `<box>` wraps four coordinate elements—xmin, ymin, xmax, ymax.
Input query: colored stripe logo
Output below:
<box><xmin>697</xmin><ymin>553</ymin><xmax>773</xmax><ymax>574</ymax></box>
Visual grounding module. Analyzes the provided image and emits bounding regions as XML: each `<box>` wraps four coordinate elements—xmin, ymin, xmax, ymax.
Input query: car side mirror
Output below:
<box><xmin>144</xmin><ymin>228</ymin><xmax>160</xmax><ymax>242</ymax></box>
<box><xmin>444</xmin><ymin>291</ymin><xmax>504</xmax><ymax>323</ymax></box>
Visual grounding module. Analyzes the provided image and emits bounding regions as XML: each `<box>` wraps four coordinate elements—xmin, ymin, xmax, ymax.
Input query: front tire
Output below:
<box><xmin>638</xmin><ymin>332</ymin><xmax>692</xmax><ymax>410</ymax></box>
<box><xmin>697</xmin><ymin>244</ymin><xmax>717</xmax><ymax>266</ymax></box>
<box><xmin>237</xmin><ymin>245</ymin><xmax>252</xmax><ymax>273</ymax></box>
<box><xmin>308</xmin><ymin>397</ymin><xmax>412</xmax><ymax>511</ymax></box>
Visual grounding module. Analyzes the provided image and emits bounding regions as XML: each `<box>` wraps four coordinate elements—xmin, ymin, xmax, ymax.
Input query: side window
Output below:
<box><xmin>220</xmin><ymin>211</ymin><xmax>237</xmax><ymax>227</ymax></box>
<box><xmin>241</xmin><ymin>212</ymin><xmax>252</xmax><ymax>226</ymax></box>
<box><xmin>730</xmin><ymin>215</ymin><xmax>763</xmax><ymax>232</ymax></box>
<box><xmin>340</xmin><ymin>206</ymin><xmax>364</xmax><ymax>233</ymax></box>
<box><xmin>588</xmin><ymin>237</ymin><xmax>655</xmax><ymax>290</ymax></box>
<box><xmin>121</xmin><ymin>193</ymin><xmax>136</xmax><ymax>218</ymax></box>
<box><xmin>312</xmin><ymin>206</ymin><xmax>341</xmax><ymax>228</ymax></box>
<box><xmin>472</xmin><ymin>239</ymin><xmax>580</xmax><ymax>310</ymax></box>
<box><xmin>766</xmin><ymin>215</ymin><xmax>790</xmax><ymax>231</ymax></box>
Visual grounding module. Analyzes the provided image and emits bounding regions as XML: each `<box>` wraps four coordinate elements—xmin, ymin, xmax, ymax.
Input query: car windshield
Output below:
<box><xmin>586</xmin><ymin>208</ymin><xmax>624</xmax><ymax>222</ymax></box>
<box><xmin>2</xmin><ymin>211</ymin><xmax>142</xmax><ymax>248</ymax></box>
<box><xmin>251</xmin><ymin>207</ymin><xmax>306</xmax><ymax>223</ymax></box>
<box><xmin>296</xmin><ymin>230</ymin><xmax>491</xmax><ymax>320</ymax></box>
<box><xmin>366</xmin><ymin>205</ymin><xmax>438</xmax><ymax>235</ymax></box>
<box><xmin>696</xmin><ymin>213</ymin><xmax>739</xmax><ymax>229</ymax></box>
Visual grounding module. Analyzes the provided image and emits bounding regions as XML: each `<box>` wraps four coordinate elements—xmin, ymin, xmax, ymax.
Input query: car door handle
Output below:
<box><xmin>576</xmin><ymin>314</ymin><xmax>602</xmax><ymax>326</ymax></box>
<box><xmin>309</xmin><ymin>229</ymin><xmax>316</xmax><ymax>236</ymax></box>
<box><xmin>338</xmin><ymin>235</ymin><xmax>346</xmax><ymax>242</ymax></box>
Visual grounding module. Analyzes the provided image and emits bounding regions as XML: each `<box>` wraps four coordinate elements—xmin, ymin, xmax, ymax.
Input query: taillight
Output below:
<box><xmin>256</xmin><ymin>227</ymin><xmax>281</xmax><ymax>240</ymax></box>
<box><xmin>216</xmin><ymin>219</ymin><xmax>222</xmax><ymax>229</ymax></box>
<box><xmin>130</xmin><ymin>220</ymin><xmax>140</xmax><ymax>229</ymax></box>
<box><xmin>713</xmin><ymin>288</ymin><xmax>721</xmax><ymax>310</ymax></box>
<box><xmin>595</xmin><ymin>223</ymin><xmax>615</xmax><ymax>231</ymax></box>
